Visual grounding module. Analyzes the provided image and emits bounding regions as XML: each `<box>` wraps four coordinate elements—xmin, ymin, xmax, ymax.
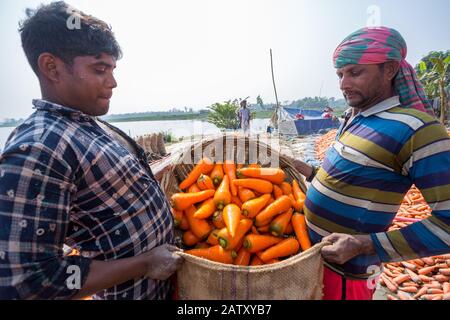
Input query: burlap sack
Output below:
<box><xmin>160</xmin><ymin>133</ymin><xmax>326</xmax><ymax>300</ymax></box>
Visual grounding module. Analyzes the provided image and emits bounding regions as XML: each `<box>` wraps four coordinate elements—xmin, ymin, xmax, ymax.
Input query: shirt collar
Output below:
<box><xmin>32</xmin><ymin>99</ymin><xmax>95</xmax><ymax>122</ymax></box>
<box><xmin>360</xmin><ymin>96</ymin><xmax>401</xmax><ymax>117</ymax></box>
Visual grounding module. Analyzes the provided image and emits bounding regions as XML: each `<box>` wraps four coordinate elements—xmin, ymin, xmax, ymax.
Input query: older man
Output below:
<box><xmin>290</xmin><ymin>27</ymin><xmax>450</xmax><ymax>300</ymax></box>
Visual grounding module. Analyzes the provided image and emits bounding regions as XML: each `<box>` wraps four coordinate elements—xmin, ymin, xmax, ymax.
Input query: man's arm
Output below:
<box><xmin>290</xmin><ymin>158</ymin><xmax>316</xmax><ymax>182</ymax></box>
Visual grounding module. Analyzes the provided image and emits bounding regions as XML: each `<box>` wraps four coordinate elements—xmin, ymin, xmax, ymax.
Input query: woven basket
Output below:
<box><xmin>160</xmin><ymin>133</ymin><xmax>324</xmax><ymax>300</ymax></box>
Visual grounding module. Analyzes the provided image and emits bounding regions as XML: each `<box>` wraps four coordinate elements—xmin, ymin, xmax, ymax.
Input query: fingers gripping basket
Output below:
<box><xmin>160</xmin><ymin>134</ymin><xmax>326</xmax><ymax>300</ymax></box>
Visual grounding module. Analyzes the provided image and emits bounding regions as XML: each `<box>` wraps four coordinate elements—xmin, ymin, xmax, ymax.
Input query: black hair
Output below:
<box><xmin>19</xmin><ymin>1</ymin><xmax>122</xmax><ymax>75</ymax></box>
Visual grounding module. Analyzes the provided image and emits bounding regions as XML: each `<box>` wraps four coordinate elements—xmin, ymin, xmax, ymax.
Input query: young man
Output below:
<box><xmin>0</xmin><ymin>2</ymin><xmax>183</xmax><ymax>300</ymax></box>
<box><xmin>289</xmin><ymin>27</ymin><xmax>450</xmax><ymax>300</ymax></box>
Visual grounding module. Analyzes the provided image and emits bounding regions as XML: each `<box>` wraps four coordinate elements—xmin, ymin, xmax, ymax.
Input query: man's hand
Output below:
<box><xmin>321</xmin><ymin>233</ymin><xmax>375</xmax><ymax>265</ymax></box>
<box><xmin>143</xmin><ymin>244</ymin><xmax>184</xmax><ymax>280</ymax></box>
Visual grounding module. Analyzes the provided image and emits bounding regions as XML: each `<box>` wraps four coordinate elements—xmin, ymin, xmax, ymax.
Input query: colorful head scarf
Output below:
<box><xmin>333</xmin><ymin>27</ymin><xmax>434</xmax><ymax>116</ymax></box>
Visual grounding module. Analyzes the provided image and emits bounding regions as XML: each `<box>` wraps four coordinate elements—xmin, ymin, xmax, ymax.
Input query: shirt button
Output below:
<box><xmin>7</xmin><ymin>190</ymin><xmax>15</xmax><ymax>198</ymax></box>
<box><xmin>0</xmin><ymin>251</ymin><xmax>5</xmax><ymax>260</ymax></box>
<box><xmin>19</xmin><ymin>219</ymin><xmax>27</xmax><ymax>228</ymax></box>
<box><xmin>36</xmin><ymin>228</ymin><xmax>45</xmax><ymax>236</ymax></box>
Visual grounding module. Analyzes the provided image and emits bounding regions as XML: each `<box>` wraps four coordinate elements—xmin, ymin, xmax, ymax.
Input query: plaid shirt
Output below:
<box><xmin>0</xmin><ymin>100</ymin><xmax>174</xmax><ymax>300</ymax></box>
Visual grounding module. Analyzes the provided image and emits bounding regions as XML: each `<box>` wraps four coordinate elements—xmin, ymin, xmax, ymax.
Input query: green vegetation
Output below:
<box><xmin>206</xmin><ymin>100</ymin><xmax>240</xmax><ymax>130</ymax></box>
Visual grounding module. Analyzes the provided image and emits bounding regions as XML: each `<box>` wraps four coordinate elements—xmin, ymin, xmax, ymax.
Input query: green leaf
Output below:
<box><xmin>419</xmin><ymin>61</ymin><xmax>427</xmax><ymax>72</ymax></box>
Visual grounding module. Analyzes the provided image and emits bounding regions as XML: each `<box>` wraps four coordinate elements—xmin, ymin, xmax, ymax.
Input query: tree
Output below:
<box><xmin>417</xmin><ymin>51</ymin><xmax>450</xmax><ymax>124</ymax></box>
<box><xmin>206</xmin><ymin>100</ymin><xmax>240</xmax><ymax>130</ymax></box>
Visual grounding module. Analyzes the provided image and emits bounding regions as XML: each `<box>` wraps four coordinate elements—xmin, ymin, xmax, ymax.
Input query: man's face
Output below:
<box><xmin>56</xmin><ymin>53</ymin><xmax>117</xmax><ymax>116</ymax></box>
<box><xmin>336</xmin><ymin>64</ymin><xmax>386</xmax><ymax>110</ymax></box>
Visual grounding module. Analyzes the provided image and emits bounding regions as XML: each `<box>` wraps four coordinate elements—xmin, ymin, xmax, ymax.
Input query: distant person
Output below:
<box><xmin>0</xmin><ymin>2</ymin><xmax>183</xmax><ymax>300</ymax></box>
<box><xmin>295</xmin><ymin>112</ymin><xmax>305</xmax><ymax>120</ymax></box>
<box><xmin>238</xmin><ymin>100</ymin><xmax>251</xmax><ymax>134</ymax></box>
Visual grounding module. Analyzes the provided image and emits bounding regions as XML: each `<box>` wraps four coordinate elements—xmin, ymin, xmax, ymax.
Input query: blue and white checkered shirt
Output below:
<box><xmin>0</xmin><ymin>99</ymin><xmax>174</xmax><ymax>300</ymax></box>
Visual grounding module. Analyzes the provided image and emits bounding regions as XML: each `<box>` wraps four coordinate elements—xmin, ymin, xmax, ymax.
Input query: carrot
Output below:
<box><xmin>397</xmin><ymin>291</ymin><xmax>414</xmax><ymax>300</ymax></box>
<box><xmin>273</xmin><ymin>185</ymin><xmax>284</xmax><ymax>199</ymax></box>
<box><xmin>251</xmin><ymin>226</ymin><xmax>260</xmax><ymax>235</ymax></box>
<box><xmin>213</xmin><ymin>175</ymin><xmax>232</xmax><ymax>210</ymax></box>
<box><xmin>401</xmin><ymin>261</ymin><xmax>417</xmax><ymax>270</ymax></box>
<box><xmin>418</xmin><ymin>266</ymin><xmax>436</xmax><ymax>275</ymax></box>
<box><xmin>421</xmin><ymin>294</ymin><xmax>443</xmax><ymax>300</ymax></box>
<box><xmin>393</xmin><ymin>274</ymin><xmax>410</xmax><ymax>285</ymax></box>
<box><xmin>193</xmin><ymin>198</ymin><xmax>216</xmax><ymax>219</ymax></box>
<box><xmin>292</xmin><ymin>179</ymin><xmax>306</xmax><ymax>201</ymax></box>
<box><xmin>422</xmin><ymin>257</ymin><xmax>435</xmax><ymax>265</ymax></box>
<box><xmin>241</xmin><ymin>194</ymin><xmax>271</xmax><ymax>218</ymax></box>
<box><xmin>265</xmin><ymin>258</ymin><xmax>280</xmax><ymax>265</ymax></box>
<box><xmin>280</xmin><ymin>182</ymin><xmax>292</xmax><ymax>196</ymax></box>
<box><xmin>212</xmin><ymin>210</ymin><xmax>226</xmax><ymax>229</ymax></box>
<box><xmin>248</xmin><ymin>163</ymin><xmax>261</xmax><ymax>168</ymax></box>
<box><xmin>404</xmin><ymin>268</ymin><xmax>422</xmax><ymax>284</ymax></box>
<box><xmin>183</xmin><ymin>230</ymin><xmax>200</xmax><ymax>246</ymax></box>
<box><xmin>171</xmin><ymin>208</ymin><xmax>183</xmax><ymax>228</ymax></box>
<box><xmin>233</xmin><ymin>178</ymin><xmax>274</xmax><ymax>194</ymax></box>
<box><xmin>285</xmin><ymin>221</ymin><xmax>294</xmax><ymax>235</ymax></box>
<box><xmin>237</xmin><ymin>164</ymin><xmax>245</xmax><ymax>170</ymax></box>
<box><xmin>243</xmin><ymin>234</ymin><xmax>283</xmax><ymax>253</ymax></box>
<box><xmin>197</xmin><ymin>174</ymin><xmax>215</xmax><ymax>191</ymax></box>
<box><xmin>210</xmin><ymin>163</ymin><xmax>224</xmax><ymax>187</ymax></box>
<box><xmin>259</xmin><ymin>238</ymin><xmax>300</xmax><ymax>262</ymax></box>
<box><xmin>231</xmin><ymin>195</ymin><xmax>243</xmax><ymax>208</ymax></box>
<box><xmin>269</xmin><ymin>208</ymin><xmax>293</xmax><ymax>237</ymax></box>
<box><xmin>237</xmin><ymin>167</ymin><xmax>286</xmax><ymax>184</ymax></box>
<box><xmin>381</xmin><ymin>274</ymin><xmax>398</xmax><ymax>293</ymax></box>
<box><xmin>217</xmin><ymin>218</ymin><xmax>253</xmax><ymax>250</ymax></box>
<box><xmin>171</xmin><ymin>190</ymin><xmax>215</xmax><ymax>211</ymax></box>
<box><xmin>222</xmin><ymin>204</ymin><xmax>242</xmax><ymax>238</ymax></box>
<box><xmin>434</xmin><ymin>274</ymin><xmax>450</xmax><ymax>282</ymax></box>
<box><xmin>238</xmin><ymin>186</ymin><xmax>256</xmax><ymax>203</ymax></box>
<box><xmin>223</xmin><ymin>161</ymin><xmax>238</xmax><ymax>196</ymax></box>
<box><xmin>206</xmin><ymin>229</ymin><xmax>220</xmax><ymax>246</ymax></box>
<box><xmin>186</xmin><ymin>245</ymin><xmax>236</xmax><ymax>264</ymax></box>
<box><xmin>387</xmin><ymin>294</ymin><xmax>399</xmax><ymax>300</ymax></box>
<box><xmin>179</xmin><ymin>157</ymin><xmax>214</xmax><ymax>190</ymax></box>
<box><xmin>195</xmin><ymin>242</ymin><xmax>210</xmax><ymax>249</ymax></box>
<box><xmin>234</xmin><ymin>236</ymin><xmax>246</xmax><ymax>252</ymax></box>
<box><xmin>234</xmin><ymin>248</ymin><xmax>251</xmax><ymax>266</ymax></box>
<box><xmin>413</xmin><ymin>286</ymin><xmax>428</xmax><ymax>299</ymax></box>
<box><xmin>418</xmin><ymin>275</ymin><xmax>434</xmax><ymax>283</ymax></box>
<box><xmin>179</xmin><ymin>214</ymin><xmax>190</xmax><ymax>230</ymax></box>
<box><xmin>291</xmin><ymin>212</ymin><xmax>312</xmax><ymax>251</ymax></box>
<box><xmin>427</xmin><ymin>288</ymin><xmax>444</xmax><ymax>294</ymax></box>
<box><xmin>250</xmin><ymin>255</ymin><xmax>264</xmax><ymax>266</ymax></box>
<box><xmin>443</xmin><ymin>282</ymin><xmax>450</xmax><ymax>294</ymax></box>
<box><xmin>255</xmin><ymin>195</ymin><xmax>292</xmax><ymax>226</ymax></box>
<box><xmin>439</xmin><ymin>268</ymin><xmax>450</xmax><ymax>276</ymax></box>
<box><xmin>292</xmin><ymin>198</ymin><xmax>305</xmax><ymax>213</ymax></box>
<box><xmin>184</xmin><ymin>205</ymin><xmax>213</xmax><ymax>240</ymax></box>
<box><xmin>257</xmin><ymin>224</ymin><xmax>270</xmax><ymax>233</ymax></box>
<box><xmin>188</xmin><ymin>183</ymin><xmax>202</xmax><ymax>193</ymax></box>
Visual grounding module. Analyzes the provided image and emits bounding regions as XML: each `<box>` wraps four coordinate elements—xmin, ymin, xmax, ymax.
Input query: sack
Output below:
<box><xmin>160</xmin><ymin>133</ymin><xmax>325</xmax><ymax>300</ymax></box>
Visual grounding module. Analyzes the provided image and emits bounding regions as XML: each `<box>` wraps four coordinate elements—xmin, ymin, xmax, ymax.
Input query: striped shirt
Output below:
<box><xmin>0</xmin><ymin>100</ymin><xmax>174</xmax><ymax>299</ymax></box>
<box><xmin>305</xmin><ymin>96</ymin><xmax>450</xmax><ymax>278</ymax></box>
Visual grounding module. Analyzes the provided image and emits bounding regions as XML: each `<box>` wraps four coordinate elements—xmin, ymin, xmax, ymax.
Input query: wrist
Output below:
<box><xmin>354</xmin><ymin>235</ymin><xmax>375</xmax><ymax>255</ymax></box>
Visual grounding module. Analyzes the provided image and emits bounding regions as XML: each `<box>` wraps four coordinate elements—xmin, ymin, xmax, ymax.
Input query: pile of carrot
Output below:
<box><xmin>315</xmin><ymin>131</ymin><xmax>450</xmax><ymax>300</ymax></box>
<box><xmin>170</xmin><ymin>158</ymin><xmax>312</xmax><ymax>266</ymax></box>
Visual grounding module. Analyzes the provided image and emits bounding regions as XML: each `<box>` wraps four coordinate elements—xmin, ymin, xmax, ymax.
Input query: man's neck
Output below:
<box><xmin>354</xmin><ymin>90</ymin><xmax>395</xmax><ymax>115</ymax></box>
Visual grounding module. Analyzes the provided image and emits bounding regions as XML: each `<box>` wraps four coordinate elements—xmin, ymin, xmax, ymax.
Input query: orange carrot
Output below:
<box><xmin>291</xmin><ymin>212</ymin><xmax>312</xmax><ymax>251</ymax></box>
<box><xmin>213</xmin><ymin>175</ymin><xmax>232</xmax><ymax>210</ymax></box>
<box><xmin>257</xmin><ymin>224</ymin><xmax>270</xmax><ymax>233</ymax></box>
<box><xmin>251</xmin><ymin>226</ymin><xmax>260</xmax><ymax>235</ymax></box>
<box><xmin>171</xmin><ymin>208</ymin><xmax>183</xmax><ymax>228</ymax></box>
<box><xmin>381</xmin><ymin>274</ymin><xmax>398</xmax><ymax>293</ymax></box>
<box><xmin>184</xmin><ymin>205</ymin><xmax>213</xmax><ymax>240</ymax></box>
<box><xmin>222</xmin><ymin>204</ymin><xmax>242</xmax><ymax>238</ymax></box>
<box><xmin>197</xmin><ymin>174</ymin><xmax>215</xmax><ymax>191</ymax></box>
<box><xmin>179</xmin><ymin>157</ymin><xmax>214</xmax><ymax>190</ymax></box>
<box><xmin>280</xmin><ymin>182</ymin><xmax>292</xmax><ymax>196</ymax></box>
<box><xmin>238</xmin><ymin>187</ymin><xmax>256</xmax><ymax>203</ymax></box>
<box><xmin>255</xmin><ymin>195</ymin><xmax>292</xmax><ymax>226</ymax></box>
<box><xmin>250</xmin><ymin>255</ymin><xmax>264</xmax><ymax>266</ymax></box>
<box><xmin>393</xmin><ymin>274</ymin><xmax>410</xmax><ymax>285</ymax></box>
<box><xmin>259</xmin><ymin>238</ymin><xmax>300</xmax><ymax>262</ymax></box>
<box><xmin>186</xmin><ymin>245</ymin><xmax>236</xmax><ymax>264</ymax></box>
<box><xmin>193</xmin><ymin>198</ymin><xmax>216</xmax><ymax>219</ymax></box>
<box><xmin>443</xmin><ymin>282</ymin><xmax>450</xmax><ymax>294</ymax></box>
<box><xmin>243</xmin><ymin>234</ymin><xmax>283</xmax><ymax>253</ymax></box>
<box><xmin>179</xmin><ymin>214</ymin><xmax>190</xmax><ymax>230</ymax></box>
<box><xmin>404</xmin><ymin>268</ymin><xmax>422</xmax><ymax>284</ymax></box>
<box><xmin>183</xmin><ymin>230</ymin><xmax>200</xmax><ymax>246</ymax></box>
<box><xmin>223</xmin><ymin>161</ymin><xmax>238</xmax><ymax>196</ymax></box>
<box><xmin>293</xmin><ymin>198</ymin><xmax>305</xmax><ymax>213</ymax></box>
<box><xmin>269</xmin><ymin>208</ymin><xmax>293</xmax><ymax>237</ymax></box>
<box><xmin>206</xmin><ymin>229</ymin><xmax>220</xmax><ymax>246</ymax></box>
<box><xmin>418</xmin><ymin>266</ymin><xmax>436</xmax><ymax>275</ymax></box>
<box><xmin>241</xmin><ymin>194</ymin><xmax>271</xmax><ymax>218</ymax></box>
<box><xmin>234</xmin><ymin>248</ymin><xmax>251</xmax><ymax>266</ymax></box>
<box><xmin>231</xmin><ymin>195</ymin><xmax>243</xmax><ymax>208</ymax></box>
<box><xmin>273</xmin><ymin>185</ymin><xmax>284</xmax><ymax>199</ymax></box>
<box><xmin>217</xmin><ymin>218</ymin><xmax>253</xmax><ymax>250</ymax></box>
<box><xmin>212</xmin><ymin>210</ymin><xmax>226</xmax><ymax>229</ymax></box>
<box><xmin>292</xmin><ymin>179</ymin><xmax>306</xmax><ymax>201</ymax></box>
<box><xmin>195</xmin><ymin>242</ymin><xmax>210</xmax><ymax>249</ymax></box>
<box><xmin>439</xmin><ymin>268</ymin><xmax>450</xmax><ymax>276</ymax></box>
<box><xmin>285</xmin><ymin>221</ymin><xmax>294</xmax><ymax>234</ymax></box>
<box><xmin>248</xmin><ymin>163</ymin><xmax>261</xmax><ymax>168</ymax></box>
<box><xmin>171</xmin><ymin>190</ymin><xmax>215</xmax><ymax>211</ymax></box>
<box><xmin>233</xmin><ymin>178</ymin><xmax>274</xmax><ymax>194</ymax></box>
<box><xmin>210</xmin><ymin>163</ymin><xmax>224</xmax><ymax>187</ymax></box>
<box><xmin>237</xmin><ymin>167</ymin><xmax>286</xmax><ymax>184</ymax></box>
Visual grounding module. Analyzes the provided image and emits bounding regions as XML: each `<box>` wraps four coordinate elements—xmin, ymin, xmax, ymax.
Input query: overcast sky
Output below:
<box><xmin>0</xmin><ymin>0</ymin><xmax>449</xmax><ymax>120</ymax></box>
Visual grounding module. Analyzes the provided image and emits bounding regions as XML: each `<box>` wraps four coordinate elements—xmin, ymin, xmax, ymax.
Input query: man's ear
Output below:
<box><xmin>384</xmin><ymin>61</ymin><xmax>400</xmax><ymax>82</ymax></box>
<box><xmin>37</xmin><ymin>53</ymin><xmax>61</xmax><ymax>82</ymax></box>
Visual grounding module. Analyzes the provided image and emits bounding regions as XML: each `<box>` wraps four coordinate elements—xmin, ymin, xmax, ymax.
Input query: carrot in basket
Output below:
<box><xmin>250</xmin><ymin>255</ymin><xmax>264</xmax><ymax>266</ymax></box>
<box><xmin>285</xmin><ymin>221</ymin><xmax>294</xmax><ymax>234</ymax></box>
<box><xmin>280</xmin><ymin>182</ymin><xmax>292</xmax><ymax>196</ymax></box>
<box><xmin>255</xmin><ymin>195</ymin><xmax>292</xmax><ymax>226</ymax></box>
<box><xmin>231</xmin><ymin>195</ymin><xmax>243</xmax><ymax>208</ymax></box>
<box><xmin>179</xmin><ymin>157</ymin><xmax>214</xmax><ymax>190</ymax></box>
<box><xmin>182</xmin><ymin>230</ymin><xmax>200</xmax><ymax>246</ymax></box>
<box><xmin>292</xmin><ymin>179</ymin><xmax>306</xmax><ymax>200</ymax></box>
<box><xmin>171</xmin><ymin>208</ymin><xmax>183</xmax><ymax>228</ymax></box>
<box><xmin>213</xmin><ymin>175</ymin><xmax>232</xmax><ymax>210</ymax></box>
<box><xmin>257</xmin><ymin>224</ymin><xmax>271</xmax><ymax>233</ymax></box>
<box><xmin>248</xmin><ymin>163</ymin><xmax>261</xmax><ymax>168</ymax></box>
<box><xmin>291</xmin><ymin>212</ymin><xmax>312</xmax><ymax>251</ymax></box>
<box><xmin>184</xmin><ymin>205</ymin><xmax>213</xmax><ymax>240</ymax></box>
<box><xmin>171</xmin><ymin>190</ymin><xmax>215</xmax><ymax>211</ymax></box>
<box><xmin>269</xmin><ymin>208</ymin><xmax>293</xmax><ymax>237</ymax></box>
<box><xmin>259</xmin><ymin>237</ymin><xmax>300</xmax><ymax>262</ymax></box>
<box><xmin>223</xmin><ymin>161</ymin><xmax>238</xmax><ymax>196</ymax></box>
<box><xmin>237</xmin><ymin>167</ymin><xmax>286</xmax><ymax>185</ymax></box>
<box><xmin>193</xmin><ymin>198</ymin><xmax>216</xmax><ymax>219</ymax></box>
<box><xmin>217</xmin><ymin>218</ymin><xmax>253</xmax><ymax>250</ymax></box>
<box><xmin>197</xmin><ymin>174</ymin><xmax>215</xmax><ymax>191</ymax></box>
<box><xmin>222</xmin><ymin>204</ymin><xmax>243</xmax><ymax>238</ymax></box>
<box><xmin>212</xmin><ymin>210</ymin><xmax>226</xmax><ymax>229</ymax></box>
<box><xmin>273</xmin><ymin>185</ymin><xmax>284</xmax><ymax>199</ymax></box>
<box><xmin>234</xmin><ymin>248</ymin><xmax>251</xmax><ymax>266</ymax></box>
<box><xmin>188</xmin><ymin>183</ymin><xmax>202</xmax><ymax>193</ymax></box>
<box><xmin>241</xmin><ymin>194</ymin><xmax>271</xmax><ymax>218</ymax></box>
<box><xmin>243</xmin><ymin>234</ymin><xmax>283</xmax><ymax>253</ymax></box>
<box><xmin>206</xmin><ymin>229</ymin><xmax>220</xmax><ymax>246</ymax></box>
<box><xmin>210</xmin><ymin>163</ymin><xmax>224</xmax><ymax>188</ymax></box>
<box><xmin>179</xmin><ymin>214</ymin><xmax>190</xmax><ymax>230</ymax></box>
<box><xmin>238</xmin><ymin>187</ymin><xmax>256</xmax><ymax>203</ymax></box>
<box><xmin>233</xmin><ymin>178</ymin><xmax>274</xmax><ymax>194</ymax></box>
<box><xmin>186</xmin><ymin>245</ymin><xmax>236</xmax><ymax>264</ymax></box>
<box><xmin>195</xmin><ymin>242</ymin><xmax>210</xmax><ymax>249</ymax></box>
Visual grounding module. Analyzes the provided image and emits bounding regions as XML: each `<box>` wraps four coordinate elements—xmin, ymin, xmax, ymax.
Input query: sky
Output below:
<box><xmin>0</xmin><ymin>0</ymin><xmax>449</xmax><ymax>120</ymax></box>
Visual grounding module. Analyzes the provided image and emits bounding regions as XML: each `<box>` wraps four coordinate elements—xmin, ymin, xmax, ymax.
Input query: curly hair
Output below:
<box><xmin>19</xmin><ymin>1</ymin><xmax>122</xmax><ymax>75</ymax></box>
